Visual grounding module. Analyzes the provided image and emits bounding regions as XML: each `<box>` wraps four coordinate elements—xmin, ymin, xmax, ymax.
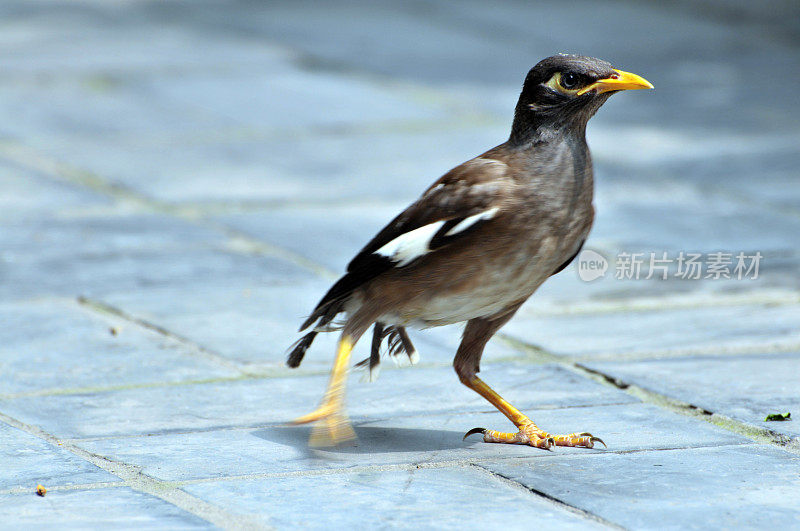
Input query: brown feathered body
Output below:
<box><xmin>289</xmin><ymin>54</ymin><xmax>623</xmax><ymax>380</ymax></box>
<box><xmin>349</xmin><ymin>141</ymin><xmax>594</xmax><ymax>332</ymax></box>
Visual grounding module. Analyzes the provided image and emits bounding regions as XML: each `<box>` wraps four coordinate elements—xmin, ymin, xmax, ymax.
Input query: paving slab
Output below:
<box><xmin>0</xmin><ymin>212</ymin><xmax>309</xmax><ymax>302</ymax></box>
<box><xmin>587</xmin><ymin>351</ymin><xmax>800</xmax><ymax>440</ymax></box>
<box><xmin>672</xmin><ymin>150</ymin><xmax>800</xmax><ymax>212</ymax></box>
<box><xmin>1</xmin><ymin>0</ymin><xmax>798</xmax><ymax>528</ymax></box>
<box><xmin>75</xmin><ymin>403</ymin><xmax>745</xmax><ymax>482</ymax></box>
<box><xmin>592</xmin><ymin>172</ymin><xmax>800</xmax><ymax>256</ymax></box>
<box><xmin>0</xmin><ymin>299</ymin><xmax>240</xmax><ymax>396</ymax></box>
<box><xmin>504</xmin><ymin>302</ymin><xmax>800</xmax><ymax>360</ymax></box>
<box><xmin>0</xmin><ymin>487</ymin><xmax>211</xmax><ymax>529</ymax></box>
<box><xmin>0</xmin><ymin>160</ymin><xmax>111</xmax><ymax>220</ymax></box>
<box><xmin>0</xmin><ymin>78</ymin><xmax>237</xmax><ymax>146</ymax></box>
<box><xmin>0</xmin><ymin>421</ymin><xmax>114</xmax><ymax>491</ymax></box>
<box><xmin>145</xmin><ymin>68</ymin><xmax>453</xmax><ymax>133</ymax></box>
<box><xmin>190</xmin><ymin>0</ymin><xmax>706</xmax><ymax>88</ymax></box>
<box><xmin>41</xmin><ymin>125</ymin><xmax>506</xmax><ymax>204</ymax></box>
<box><xmin>97</xmin><ymin>280</ymin><xmax>521</xmax><ymax>371</ymax></box>
<box><xmin>0</xmin><ymin>363</ymin><xmax>633</xmax><ymax>439</ymax></box>
<box><xmin>182</xmin><ymin>466</ymin><xmax>605</xmax><ymax>530</ymax></box>
<box><xmin>98</xmin><ymin>281</ymin><xmax>339</xmax><ymax>370</ymax></box>
<box><xmin>588</xmin><ymin>120</ymin><xmax>800</xmax><ymax>170</ymax></box>
<box><xmin>210</xmin><ymin>0</ymin><xmax>800</xmax><ymax>133</ymax></box>
<box><xmin>0</xmin><ymin>2</ymin><xmax>291</xmax><ymax>76</ymax></box>
<box><xmin>96</xmin><ymin>281</ymin><xmax>350</xmax><ymax>371</ymax></box>
<box><xmin>0</xmin><ymin>76</ymin><xmax>481</xmax><ymax>204</ymax></box>
<box><xmin>482</xmin><ymin>444</ymin><xmax>800</xmax><ymax>530</ymax></box>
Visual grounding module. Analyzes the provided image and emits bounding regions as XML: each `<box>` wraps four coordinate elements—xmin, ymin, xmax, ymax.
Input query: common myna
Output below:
<box><xmin>289</xmin><ymin>54</ymin><xmax>653</xmax><ymax>448</ymax></box>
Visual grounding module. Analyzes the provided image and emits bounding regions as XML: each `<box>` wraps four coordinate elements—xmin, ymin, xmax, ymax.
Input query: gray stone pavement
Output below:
<box><xmin>1</xmin><ymin>1</ymin><xmax>799</xmax><ymax>529</ymax></box>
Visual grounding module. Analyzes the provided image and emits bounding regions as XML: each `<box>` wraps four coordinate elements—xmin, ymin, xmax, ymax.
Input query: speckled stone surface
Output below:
<box><xmin>1</xmin><ymin>1</ymin><xmax>798</xmax><ymax>528</ymax></box>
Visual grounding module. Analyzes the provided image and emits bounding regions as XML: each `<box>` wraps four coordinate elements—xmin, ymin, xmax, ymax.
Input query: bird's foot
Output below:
<box><xmin>464</xmin><ymin>422</ymin><xmax>604</xmax><ymax>449</ymax></box>
<box><xmin>291</xmin><ymin>400</ymin><xmax>356</xmax><ymax>447</ymax></box>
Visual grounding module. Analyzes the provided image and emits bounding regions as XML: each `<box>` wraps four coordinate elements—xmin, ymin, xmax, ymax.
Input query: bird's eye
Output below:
<box><xmin>560</xmin><ymin>72</ymin><xmax>579</xmax><ymax>90</ymax></box>
<box><xmin>544</xmin><ymin>72</ymin><xmax>582</xmax><ymax>95</ymax></box>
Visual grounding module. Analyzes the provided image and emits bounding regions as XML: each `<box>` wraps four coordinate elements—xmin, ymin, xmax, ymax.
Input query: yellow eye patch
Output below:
<box><xmin>544</xmin><ymin>72</ymin><xmax>581</xmax><ymax>95</ymax></box>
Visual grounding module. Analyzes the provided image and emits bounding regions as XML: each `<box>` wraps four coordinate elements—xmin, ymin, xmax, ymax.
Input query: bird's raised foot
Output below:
<box><xmin>291</xmin><ymin>402</ymin><xmax>356</xmax><ymax>447</ymax></box>
<box><xmin>464</xmin><ymin>424</ymin><xmax>605</xmax><ymax>449</ymax></box>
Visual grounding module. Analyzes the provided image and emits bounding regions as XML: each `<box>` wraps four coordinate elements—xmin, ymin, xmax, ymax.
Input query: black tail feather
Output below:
<box><xmin>286</xmin><ymin>331</ymin><xmax>317</xmax><ymax>368</ymax></box>
<box><xmin>355</xmin><ymin>322</ymin><xmax>385</xmax><ymax>371</ymax></box>
<box><xmin>291</xmin><ymin>270</ymin><xmax>364</xmax><ymax>368</ymax></box>
<box><xmin>369</xmin><ymin>322</ymin><xmax>384</xmax><ymax>372</ymax></box>
<box><xmin>355</xmin><ymin>324</ymin><xmax>416</xmax><ymax>371</ymax></box>
<box><xmin>386</xmin><ymin>329</ymin><xmax>403</xmax><ymax>357</ymax></box>
<box><xmin>299</xmin><ymin>272</ymin><xmax>362</xmax><ymax>332</ymax></box>
<box><xmin>397</xmin><ymin>327</ymin><xmax>416</xmax><ymax>360</ymax></box>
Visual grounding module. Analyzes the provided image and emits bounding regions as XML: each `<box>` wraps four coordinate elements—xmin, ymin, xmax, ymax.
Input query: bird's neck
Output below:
<box><xmin>508</xmin><ymin>118</ymin><xmax>587</xmax><ymax>150</ymax></box>
<box><xmin>508</xmin><ymin>104</ymin><xmax>587</xmax><ymax>148</ymax></box>
<box><xmin>505</xmin><ymin>122</ymin><xmax>593</xmax><ymax>194</ymax></box>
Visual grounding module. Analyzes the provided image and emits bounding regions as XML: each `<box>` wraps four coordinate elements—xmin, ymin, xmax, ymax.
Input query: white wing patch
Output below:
<box><xmin>374</xmin><ymin>207</ymin><xmax>500</xmax><ymax>267</ymax></box>
<box><xmin>445</xmin><ymin>207</ymin><xmax>499</xmax><ymax>236</ymax></box>
<box><xmin>375</xmin><ymin>220</ymin><xmax>446</xmax><ymax>266</ymax></box>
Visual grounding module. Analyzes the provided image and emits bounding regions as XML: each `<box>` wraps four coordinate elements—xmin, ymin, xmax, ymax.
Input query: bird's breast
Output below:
<box><xmin>384</xmin><ymin>233</ymin><xmax>563</xmax><ymax>327</ymax></box>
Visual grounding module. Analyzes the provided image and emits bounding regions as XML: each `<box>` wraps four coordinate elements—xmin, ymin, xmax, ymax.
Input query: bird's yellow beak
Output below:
<box><xmin>577</xmin><ymin>69</ymin><xmax>654</xmax><ymax>96</ymax></box>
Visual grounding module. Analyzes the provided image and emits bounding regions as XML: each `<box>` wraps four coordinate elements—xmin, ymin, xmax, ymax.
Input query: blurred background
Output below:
<box><xmin>2</xmin><ymin>0</ymin><xmax>799</xmax><ymax>384</ymax></box>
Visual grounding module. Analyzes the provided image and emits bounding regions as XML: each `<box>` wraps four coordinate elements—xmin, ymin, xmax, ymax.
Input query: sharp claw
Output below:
<box><xmin>463</xmin><ymin>427</ymin><xmax>486</xmax><ymax>440</ymax></box>
<box><xmin>578</xmin><ymin>432</ymin><xmax>593</xmax><ymax>437</ymax></box>
<box><xmin>590</xmin><ymin>436</ymin><xmax>606</xmax><ymax>448</ymax></box>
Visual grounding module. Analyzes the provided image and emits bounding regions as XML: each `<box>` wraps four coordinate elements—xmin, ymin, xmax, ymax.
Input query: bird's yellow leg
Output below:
<box><xmin>462</xmin><ymin>376</ymin><xmax>604</xmax><ymax>449</ymax></box>
<box><xmin>292</xmin><ymin>335</ymin><xmax>356</xmax><ymax>446</ymax></box>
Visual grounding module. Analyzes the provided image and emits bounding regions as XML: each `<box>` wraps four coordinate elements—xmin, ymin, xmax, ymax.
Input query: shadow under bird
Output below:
<box><xmin>287</xmin><ymin>54</ymin><xmax>653</xmax><ymax>448</ymax></box>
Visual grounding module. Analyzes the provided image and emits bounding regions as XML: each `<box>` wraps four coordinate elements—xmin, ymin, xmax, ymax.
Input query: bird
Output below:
<box><xmin>288</xmin><ymin>54</ymin><xmax>653</xmax><ymax>448</ymax></box>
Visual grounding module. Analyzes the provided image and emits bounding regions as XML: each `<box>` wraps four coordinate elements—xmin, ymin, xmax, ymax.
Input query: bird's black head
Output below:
<box><xmin>510</xmin><ymin>54</ymin><xmax>653</xmax><ymax>145</ymax></box>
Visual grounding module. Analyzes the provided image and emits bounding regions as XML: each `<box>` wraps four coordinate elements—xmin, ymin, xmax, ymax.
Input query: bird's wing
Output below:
<box><xmin>348</xmin><ymin>157</ymin><xmax>510</xmax><ymax>275</ymax></box>
<box><xmin>300</xmin><ymin>157</ymin><xmax>511</xmax><ymax>330</ymax></box>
